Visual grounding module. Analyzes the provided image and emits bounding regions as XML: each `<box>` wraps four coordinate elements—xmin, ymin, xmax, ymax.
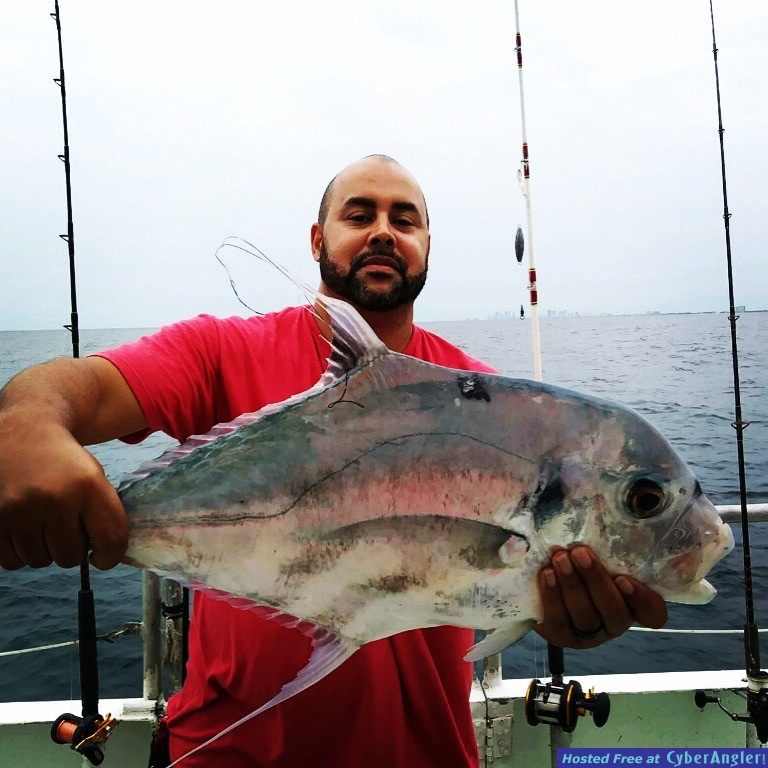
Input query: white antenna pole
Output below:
<box><xmin>514</xmin><ymin>0</ymin><xmax>543</xmax><ymax>382</ymax></box>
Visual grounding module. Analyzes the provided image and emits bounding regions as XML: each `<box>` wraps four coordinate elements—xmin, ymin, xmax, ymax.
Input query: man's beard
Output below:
<box><xmin>318</xmin><ymin>242</ymin><xmax>428</xmax><ymax>312</ymax></box>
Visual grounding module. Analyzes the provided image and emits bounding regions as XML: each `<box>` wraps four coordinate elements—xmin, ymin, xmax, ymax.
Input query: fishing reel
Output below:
<box><xmin>51</xmin><ymin>711</ymin><xmax>119</xmax><ymax>765</ymax></box>
<box><xmin>695</xmin><ymin>671</ymin><xmax>768</xmax><ymax>744</ymax></box>
<box><xmin>525</xmin><ymin>677</ymin><xmax>610</xmax><ymax>732</ymax></box>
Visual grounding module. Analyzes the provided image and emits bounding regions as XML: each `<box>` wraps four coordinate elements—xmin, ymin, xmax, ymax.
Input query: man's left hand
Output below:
<box><xmin>534</xmin><ymin>545</ymin><xmax>668</xmax><ymax>649</ymax></box>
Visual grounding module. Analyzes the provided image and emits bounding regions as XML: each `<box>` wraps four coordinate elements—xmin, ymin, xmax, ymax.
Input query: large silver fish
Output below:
<box><xmin>120</xmin><ymin>293</ymin><xmax>733</xmax><ymax>754</ymax></box>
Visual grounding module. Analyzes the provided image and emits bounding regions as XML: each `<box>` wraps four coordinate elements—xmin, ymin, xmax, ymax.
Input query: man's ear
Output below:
<box><xmin>310</xmin><ymin>222</ymin><xmax>323</xmax><ymax>262</ymax></box>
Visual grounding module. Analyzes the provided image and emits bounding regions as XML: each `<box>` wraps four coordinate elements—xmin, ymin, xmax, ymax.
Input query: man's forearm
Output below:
<box><xmin>0</xmin><ymin>359</ymin><xmax>102</xmax><ymax>442</ymax></box>
<box><xmin>0</xmin><ymin>356</ymin><xmax>146</xmax><ymax>445</ymax></box>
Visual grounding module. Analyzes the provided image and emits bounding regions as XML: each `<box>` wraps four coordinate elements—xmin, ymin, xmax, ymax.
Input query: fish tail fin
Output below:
<box><xmin>165</xmin><ymin>627</ymin><xmax>358</xmax><ymax>767</ymax></box>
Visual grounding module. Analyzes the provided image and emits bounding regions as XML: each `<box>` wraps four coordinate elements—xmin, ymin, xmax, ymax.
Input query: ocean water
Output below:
<box><xmin>0</xmin><ymin>312</ymin><xmax>766</xmax><ymax>703</ymax></box>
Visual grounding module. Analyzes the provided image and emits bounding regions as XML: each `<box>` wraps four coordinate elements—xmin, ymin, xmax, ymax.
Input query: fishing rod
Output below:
<box><xmin>47</xmin><ymin>3</ymin><xmax>117</xmax><ymax>763</ymax></box>
<box><xmin>508</xmin><ymin>4</ymin><xmax>610</xmax><ymax>759</ymax></box>
<box><xmin>512</xmin><ymin>0</ymin><xmax>543</xmax><ymax>382</ymax></box>
<box><xmin>510</xmin><ymin>7</ymin><xmax>567</xmax><ymax>751</ymax></box>
<box><xmin>693</xmin><ymin>0</ymin><xmax>767</xmax><ymax>745</ymax></box>
<box><xmin>52</xmin><ymin>0</ymin><xmax>79</xmax><ymax>358</ymax></box>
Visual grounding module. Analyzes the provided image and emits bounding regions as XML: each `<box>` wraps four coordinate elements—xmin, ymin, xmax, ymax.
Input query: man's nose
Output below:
<box><xmin>368</xmin><ymin>215</ymin><xmax>395</xmax><ymax>248</ymax></box>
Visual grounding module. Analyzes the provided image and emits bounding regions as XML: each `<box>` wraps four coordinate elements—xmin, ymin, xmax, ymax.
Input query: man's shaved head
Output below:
<box><xmin>317</xmin><ymin>155</ymin><xmax>430</xmax><ymax>228</ymax></box>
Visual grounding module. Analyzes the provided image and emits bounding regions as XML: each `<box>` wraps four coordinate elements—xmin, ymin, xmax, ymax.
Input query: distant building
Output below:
<box><xmin>547</xmin><ymin>310</ymin><xmax>582</xmax><ymax>318</ymax></box>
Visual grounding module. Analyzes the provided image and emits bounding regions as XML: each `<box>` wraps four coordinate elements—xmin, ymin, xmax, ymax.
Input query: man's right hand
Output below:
<box><xmin>0</xmin><ymin>357</ymin><xmax>148</xmax><ymax>571</ymax></box>
<box><xmin>0</xmin><ymin>417</ymin><xmax>127</xmax><ymax>569</ymax></box>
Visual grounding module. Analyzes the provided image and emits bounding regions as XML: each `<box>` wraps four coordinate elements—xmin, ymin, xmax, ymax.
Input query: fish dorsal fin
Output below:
<box><xmin>118</xmin><ymin>240</ymin><xmax>388</xmax><ymax>492</ymax></box>
<box><xmin>313</xmin><ymin>294</ymin><xmax>389</xmax><ymax>388</ymax></box>
<box><xmin>215</xmin><ymin>236</ymin><xmax>388</xmax><ymax>383</ymax></box>
<box><xmin>116</xmin><ymin>408</ymin><xmax>284</xmax><ymax>492</ymax></box>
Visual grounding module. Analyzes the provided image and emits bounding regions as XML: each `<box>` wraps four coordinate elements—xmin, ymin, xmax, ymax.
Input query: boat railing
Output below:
<box><xmin>714</xmin><ymin>503</ymin><xmax>768</xmax><ymax>523</ymax></box>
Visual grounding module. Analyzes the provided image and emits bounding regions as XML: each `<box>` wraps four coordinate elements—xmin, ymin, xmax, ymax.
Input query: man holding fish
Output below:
<box><xmin>0</xmin><ymin>155</ymin><xmax>672</xmax><ymax>766</ymax></box>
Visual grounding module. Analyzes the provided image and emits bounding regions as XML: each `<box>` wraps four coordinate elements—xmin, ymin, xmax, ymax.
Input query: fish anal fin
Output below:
<box><xmin>464</xmin><ymin>620</ymin><xmax>536</xmax><ymax>662</ymax></box>
<box><xmin>167</xmin><ymin>624</ymin><xmax>358</xmax><ymax>767</ymax></box>
<box><xmin>246</xmin><ymin>628</ymin><xmax>359</xmax><ymax>712</ymax></box>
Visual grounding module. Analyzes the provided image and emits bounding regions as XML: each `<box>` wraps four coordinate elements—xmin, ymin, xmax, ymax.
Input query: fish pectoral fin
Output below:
<box><xmin>498</xmin><ymin>531</ymin><xmax>531</xmax><ymax>565</ymax></box>
<box><xmin>325</xmin><ymin>515</ymin><xmax>526</xmax><ymax>572</ymax></box>
<box><xmin>659</xmin><ymin>578</ymin><xmax>718</xmax><ymax>605</ymax></box>
<box><xmin>463</xmin><ymin>620</ymin><xmax>536</xmax><ymax>662</ymax></box>
<box><xmin>165</xmin><ymin>625</ymin><xmax>359</xmax><ymax>767</ymax></box>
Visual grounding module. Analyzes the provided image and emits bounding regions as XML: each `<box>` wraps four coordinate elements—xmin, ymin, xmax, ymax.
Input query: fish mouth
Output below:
<box><xmin>659</xmin><ymin>522</ymin><xmax>734</xmax><ymax>586</ymax></box>
<box><xmin>644</xmin><ymin>500</ymin><xmax>734</xmax><ymax>592</ymax></box>
<box><xmin>696</xmin><ymin>521</ymin><xmax>734</xmax><ymax>579</ymax></box>
<box><xmin>632</xmin><ymin>486</ymin><xmax>734</xmax><ymax>594</ymax></box>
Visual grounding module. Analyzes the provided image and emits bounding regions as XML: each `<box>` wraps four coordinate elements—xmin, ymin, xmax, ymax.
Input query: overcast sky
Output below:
<box><xmin>1</xmin><ymin>1</ymin><xmax>765</xmax><ymax>330</ymax></box>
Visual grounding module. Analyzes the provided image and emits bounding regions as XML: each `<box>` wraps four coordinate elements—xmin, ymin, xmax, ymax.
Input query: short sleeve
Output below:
<box><xmin>93</xmin><ymin>314</ymin><xmax>225</xmax><ymax>442</ymax></box>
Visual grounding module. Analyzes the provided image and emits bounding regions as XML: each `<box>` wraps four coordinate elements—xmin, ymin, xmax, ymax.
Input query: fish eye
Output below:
<box><xmin>626</xmin><ymin>478</ymin><xmax>667</xmax><ymax>519</ymax></box>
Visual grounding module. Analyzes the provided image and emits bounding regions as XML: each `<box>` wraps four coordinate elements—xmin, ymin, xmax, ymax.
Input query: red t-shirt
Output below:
<box><xmin>99</xmin><ymin>307</ymin><xmax>495</xmax><ymax>767</ymax></box>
